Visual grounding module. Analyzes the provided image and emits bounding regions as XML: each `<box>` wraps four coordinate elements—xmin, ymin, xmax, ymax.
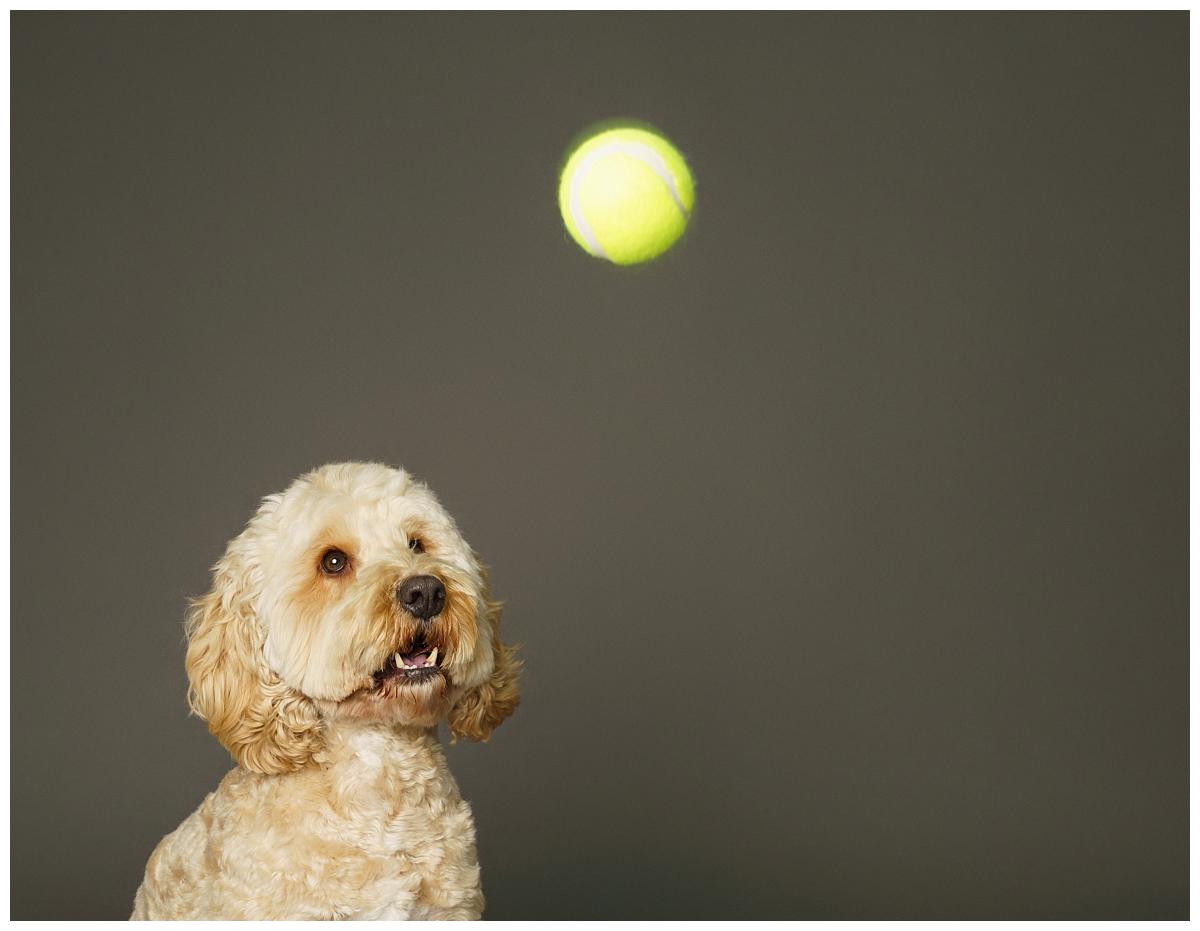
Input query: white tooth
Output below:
<box><xmin>394</xmin><ymin>653</ymin><xmax>405</xmax><ymax>668</ymax></box>
<box><xmin>428</xmin><ymin>647</ymin><xmax>438</xmax><ymax>666</ymax></box>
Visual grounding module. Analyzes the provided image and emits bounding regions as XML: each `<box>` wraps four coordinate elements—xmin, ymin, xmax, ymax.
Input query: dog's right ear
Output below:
<box><xmin>184</xmin><ymin>553</ymin><xmax>322</xmax><ymax>775</ymax></box>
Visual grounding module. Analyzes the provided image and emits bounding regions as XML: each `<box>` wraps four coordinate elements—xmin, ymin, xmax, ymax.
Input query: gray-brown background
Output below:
<box><xmin>12</xmin><ymin>12</ymin><xmax>1188</xmax><ymax>920</ymax></box>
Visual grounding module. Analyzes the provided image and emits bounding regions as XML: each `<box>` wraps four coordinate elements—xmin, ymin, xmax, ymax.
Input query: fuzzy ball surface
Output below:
<box><xmin>558</xmin><ymin>126</ymin><xmax>695</xmax><ymax>265</ymax></box>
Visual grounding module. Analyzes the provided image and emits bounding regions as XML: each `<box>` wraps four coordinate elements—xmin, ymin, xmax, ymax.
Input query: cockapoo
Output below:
<box><xmin>131</xmin><ymin>462</ymin><xmax>520</xmax><ymax>920</ymax></box>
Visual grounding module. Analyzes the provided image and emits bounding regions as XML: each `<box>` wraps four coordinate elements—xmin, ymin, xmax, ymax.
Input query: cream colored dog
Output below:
<box><xmin>131</xmin><ymin>462</ymin><xmax>520</xmax><ymax>920</ymax></box>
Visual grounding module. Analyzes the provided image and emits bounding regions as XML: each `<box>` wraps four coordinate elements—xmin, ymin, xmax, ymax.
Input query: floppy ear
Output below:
<box><xmin>448</xmin><ymin>592</ymin><xmax>521</xmax><ymax>743</ymax></box>
<box><xmin>184</xmin><ymin>554</ymin><xmax>323</xmax><ymax>774</ymax></box>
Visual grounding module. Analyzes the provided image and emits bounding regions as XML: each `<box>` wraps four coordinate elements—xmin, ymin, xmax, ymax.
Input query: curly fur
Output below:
<box><xmin>131</xmin><ymin>462</ymin><xmax>520</xmax><ymax>920</ymax></box>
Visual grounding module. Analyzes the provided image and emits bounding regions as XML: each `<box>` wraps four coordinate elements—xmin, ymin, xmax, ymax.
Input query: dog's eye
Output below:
<box><xmin>408</xmin><ymin>537</ymin><xmax>424</xmax><ymax>554</ymax></box>
<box><xmin>320</xmin><ymin>549</ymin><xmax>350</xmax><ymax>575</ymax></box>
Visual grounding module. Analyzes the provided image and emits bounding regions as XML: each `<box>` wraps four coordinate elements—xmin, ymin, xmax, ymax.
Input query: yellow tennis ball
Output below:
<box><xmin>559</xmin><ymin>126</ymin><xmax>695</xmax><ymax>265</ymax></box>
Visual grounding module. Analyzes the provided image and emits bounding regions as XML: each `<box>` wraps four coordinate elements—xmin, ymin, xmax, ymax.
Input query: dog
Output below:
<box><xmin>131</xmin><ymin>462</ymin><xmax>520</xmax><ymax>919</ymax></box>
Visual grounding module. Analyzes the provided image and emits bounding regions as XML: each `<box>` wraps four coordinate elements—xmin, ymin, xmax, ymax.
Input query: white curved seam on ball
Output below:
<box><xmin>568</xmin><ymin>140</ymin><xmax>690</xmax><ymax>260</ymax></box>
<box><xmin>612</xmin><ymin>140</ymin><xmax>691</xmax><ymax>218</ymax></box>
<box><xmin>568</xmin><ymin>151</ymin><xmax>609</xmax><ymax>260</ymax></box>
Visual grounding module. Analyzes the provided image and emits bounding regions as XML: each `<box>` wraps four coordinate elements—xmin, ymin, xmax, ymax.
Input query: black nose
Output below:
<box><xmin>396</xmin><ymin>575</ymin><xmax>446</xmax><ymax>621</ymax></box>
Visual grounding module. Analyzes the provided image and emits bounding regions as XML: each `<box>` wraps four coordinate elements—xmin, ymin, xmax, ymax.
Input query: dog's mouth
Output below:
<box><xmin>371</xmin><ymin>637</ymin><xmax>443</xmax><ymax>687</ymax></box>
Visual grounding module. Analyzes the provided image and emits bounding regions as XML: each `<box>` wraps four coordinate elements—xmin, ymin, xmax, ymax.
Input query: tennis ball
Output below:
<box><xmin>558</xmin><ymin>125</ymin><xmax>695</xmax><ymax>265</ymax></box>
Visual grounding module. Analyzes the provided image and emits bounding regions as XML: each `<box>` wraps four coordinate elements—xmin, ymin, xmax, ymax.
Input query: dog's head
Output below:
<box><xmin>184</xmin><ymin>462</ymin><xmax>520</xmax><ymax>774</ymax></box>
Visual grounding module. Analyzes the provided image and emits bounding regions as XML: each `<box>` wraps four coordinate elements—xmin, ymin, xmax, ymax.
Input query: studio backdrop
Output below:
<box><xmin>11</xmin><ymin>12</ymin><xmax>1188</xmax><ymax>919</ymax></box>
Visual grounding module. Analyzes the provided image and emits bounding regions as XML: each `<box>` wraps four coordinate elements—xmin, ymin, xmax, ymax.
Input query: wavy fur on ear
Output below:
<box><xmin>185</xmin><ymin>557</ymin><xmax>323</xmax><ymax>774</ymax></box>
<box><xmin>448</xmin><ymin>593</ymin><xmax>521</xmax><ymax>743</ymax></box>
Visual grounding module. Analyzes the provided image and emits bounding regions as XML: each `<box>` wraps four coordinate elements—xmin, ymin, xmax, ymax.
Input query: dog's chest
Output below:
<box><xmin>314</xmin><ymin>731</ymin><xmax>483</xmax><ymax>919</ymax></box>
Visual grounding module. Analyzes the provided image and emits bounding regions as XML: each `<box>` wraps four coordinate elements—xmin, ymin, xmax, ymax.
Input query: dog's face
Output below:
<box><xmin>184</xmin><ymin>462</ymin><xmax>520</xmax><ymax>774</ymax></box>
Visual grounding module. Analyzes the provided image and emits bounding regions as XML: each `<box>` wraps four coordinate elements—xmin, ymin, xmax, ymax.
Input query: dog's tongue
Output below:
<box><xmin>403</xmin><ymin>649</ymin><xmax>430</xmax><ymax>668</ymax></box>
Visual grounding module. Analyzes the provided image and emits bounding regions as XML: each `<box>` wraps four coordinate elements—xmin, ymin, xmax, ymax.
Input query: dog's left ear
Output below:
<box><xmin>448</xmin><ymin>582</ymin><xmax>521</xmax><ymax>743</ymax></box>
